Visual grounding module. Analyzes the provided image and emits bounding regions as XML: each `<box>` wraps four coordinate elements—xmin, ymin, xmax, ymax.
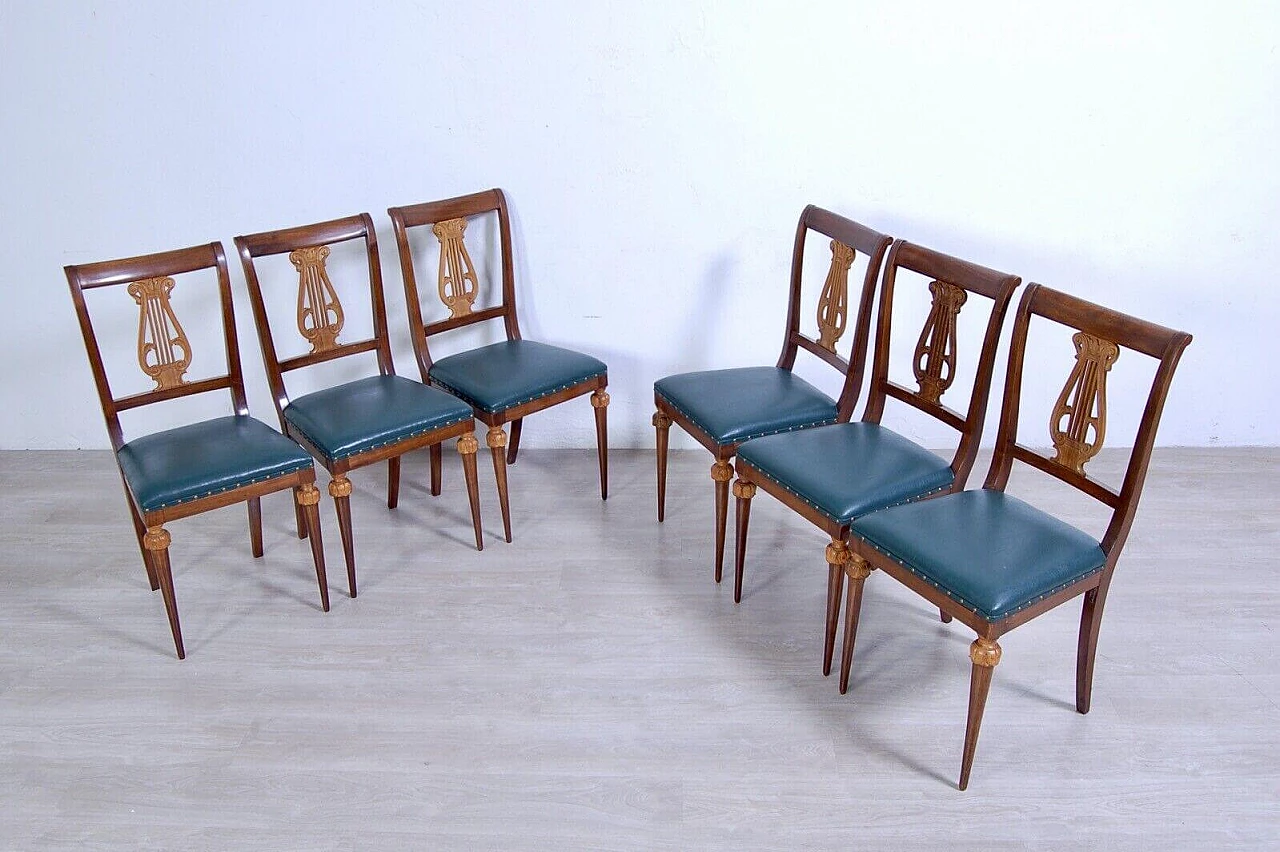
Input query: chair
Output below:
<box><xmin>65</xmin><ymin>242</ymin><xmax>330</xmax><ymax>660</ymax></box>
<box><xmin>653</xmin><ymin>207</ymin><xmax>892</xmax><ymax>585</ymax></box>
<box><xmin>387</xmin><ymin>189</ymin><xmax>609</xmax><ymax>542</ymax></box>
<box><xmin>840</xmin><ymin>284</ymin><xmax>1191</xmax><ymax>789</ymax></box>
<box><xmin>732</xmin><ymin>240</ymin><xmax>1021</xmax><ymax>675</ymax></box>
<box><xmin>236</xmin><ymin>214</ymin><xmax>484</xmax><ymax>597</ymax></box>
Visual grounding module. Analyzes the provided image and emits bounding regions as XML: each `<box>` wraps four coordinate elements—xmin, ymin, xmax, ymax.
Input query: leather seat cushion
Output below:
<box><xmin>852</xmin><ymin>489</ymin><xmax>1107</xmax><ymax>621</ymax></box>
<box><xmin>117</xmin><ymin>415</ymin><xmax>313</xmax><ymax>512</ymax></box>
<box><xmin>654</xmin><ymin>367</ymin><xmax>837</xmax><ymax>446</ymax></box>
<box><xmin>737</xmin><ymin>422</ymin><xmax>954</xmax><ymax>524</ymax></box>
<box><xmin>284</xmin><ymin>375</ymin><xmax>473</xmax><ymax>463</ymax></box>
<box><xmin>428</xmin><ymin>340</ymin><xmax>607</xmax><ymax>413</ymax></box>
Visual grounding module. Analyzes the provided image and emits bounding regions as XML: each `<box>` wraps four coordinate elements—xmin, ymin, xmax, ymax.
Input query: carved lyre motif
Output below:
<box><xmin>913</xmin><ymin>280</ymin><xmax>967</xmax><ymax>403</ymax></box>
<box><xmin>290</xmin><ymin>245</ymin><xmax>345</xmax><ymax>354</ymax></box>
<box><xmin>816</xmin><ymin>240</ymin><xmax>856</xmax><ymax>351</ymax></box>
<box><xmin>127</xmin><ymin>276</ymin><xmax>191</xmax><ymax>390</ymax></box>
<box><xmin>432</xmin><ymin>217</ymin><xmax>479</xmax><ymax>319</ymax></box>
<box><xmin>1050</xmin><ymin>332</ymin><xmax>1120</xmax><ymax>474</ymax></box>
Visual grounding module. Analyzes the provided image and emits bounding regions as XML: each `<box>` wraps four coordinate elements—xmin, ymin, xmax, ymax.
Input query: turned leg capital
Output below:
<box><xmin>970</xmin><ymin>637</ymin><xmax>1003</xmax><ymax>668</ymax></box>
<box><xmin>457</xmin><ymin>433</ymin><xmax>479</xmax><ymax>455</ymax></box>
<box><xmin>295</xmin><ymin>482</ymin><xmax>321</xmax><ymax>507</ymax></box>
<box><xmin>710</xmin><ymin>460</ymin><xmax>733</xmax><ymax>483</ymax></box>
<box><xmin>486</xmin><ymin>426</ymin><xmax>508</xmax><ymax>450</ymax></box>
<box><xmin>731</xmin><ymin>478</ymin><xmax>756</xmax><ymax>500</ymax></box>
<box><xmin>142</xmin><ymin>526</ymin><xmax>171</xmax><ymax>551</ymax></box>
<box><xmin>328</xmin><ymin>475</ymin><xmax>352</xmax><ymax>499</ymax></box>
<box><xmin>590</xmin><ymin>389</ymin><xmax>610</xmax><ymax>408</ymax></box>
<box><xmin>652</xmin><ymin>411</ymin><xmax>671</xmax><ymax>429</ymax></box>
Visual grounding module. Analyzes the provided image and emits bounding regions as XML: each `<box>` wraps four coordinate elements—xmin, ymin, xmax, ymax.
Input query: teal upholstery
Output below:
<box><xmin>284</xmin><ymin>375</ymin><xmax>473</xmax><ymax>463</ymax></box>
<box><xmin>117</xmin><ymin>415</ymin><xmax>313</xmax><ymax>512</ymax></box>
<box><xmin>737</xmin><ymin>423</ymin><xmax>954</xmax><ymax>524</ymax></box>
<box><xmin>428</xmin><ymin>340</ymin><xmax>607</xmax><ymax>414</ymax></box>
<box><xmin>654</xmin><ymin>367</ymin><xmax>837</xmax><ymax>446</ymax></box>
<box><xmin>851</xmin><ymin>490</ymin><xmax>1107</xmax><ymax>621</ymax></box>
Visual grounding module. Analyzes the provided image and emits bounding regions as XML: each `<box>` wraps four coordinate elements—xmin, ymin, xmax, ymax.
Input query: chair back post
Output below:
<box><xmin>774</xmin><ymin>205</ymin><xmax>892</xmax><ymax>420</ymax></box>
<box><xmin>494</xmin><ymin>188</ymin><xmax>523</xmax><ymax>341</ymax></box>
<box><xmin>235</xmin><ymin>214</ymin><xmax>392</xmax><ymax>424</ymax></box>
<box><xmin>65</xmin><ymin>242</ymin><xmax>242</xmax><ymax>450</ymax></box>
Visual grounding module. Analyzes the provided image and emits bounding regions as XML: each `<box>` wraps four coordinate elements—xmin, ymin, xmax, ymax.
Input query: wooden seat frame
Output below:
<box><xmin>653</xmin><ymin>206</ymin><xmax>892</xmax><ymax>585</ymax></box>
<box><xmin>237</xmin><ymin>214</ymin><xmax>484</xmax><ymax>598</ymax></box>
<box><xmin>388</xmin><ymin>189</ymin><xmax>609</xmax><ymax>543</ymax></box>
<box><xmin>841</xmin><ymin>283</ymin><xmax>1192</xmax><ymax>789</ymax></box>
<box><xmin>733</xmin><ymin>240</ymin><xmax>1021</xmax><ymax>673</ymax></box>
<box><xmin>66</xmin><ymin>242</ymin><xmax>330</xmax><ymax>660</ymax></box>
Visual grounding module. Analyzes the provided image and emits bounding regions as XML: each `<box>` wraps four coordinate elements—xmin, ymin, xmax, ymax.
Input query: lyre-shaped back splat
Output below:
<box><xmin>290</xmin><ymin>245</ymin><xmax>345</xmax><ymax>354</ymax></box>
<box><xmin>1050</xmin><ymin>331</ymin><xmax>1120</xmax><ymax>474</ymax></box>
<box><xmin>913</xmin><ymin>280</ymin><xmax>968</xmax><ymax>403</ymax></box>
<box><xmin>432</xmin><ymin>217</ymin><xmax>479</xmax><ymax>319</ymax></box>
<box><xmin>127</xmin><ymin>276</ymin><xmax>192</xmax><ymax>390</ymax></box>
<box><xmin>816</xmin><ymin>240</ymin><xmax>856</xmax><ymax>351</ymax></box>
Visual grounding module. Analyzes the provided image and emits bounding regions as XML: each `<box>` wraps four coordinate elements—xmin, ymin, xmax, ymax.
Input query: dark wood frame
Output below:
<box><xmin>388</xmin><ymin>189</ymin><xmax>610</xmax><ymax>543</ymax></box>
<box><xmin>842</xmin><ymin>283</ymin><xmax>1192</xmax><ymax>789</ymax></box>
<box><xmin>733</xmin><ymin>240</ymin><xmax>1021</xmax><ymax>675</ymax></box>
<box><xmin>65</xmin><ymin>242</ymin><xmax>330</xmax><ymax>660</ymax></box>
<box><xmin>236</xmin><ymin>213</ymin><xmax>485</xmax><ymax>598</ymax></box>
<box><xmin>653</xmin><ymin>206</ymin><xmax>893</xmax><ymax>585</ymax></box>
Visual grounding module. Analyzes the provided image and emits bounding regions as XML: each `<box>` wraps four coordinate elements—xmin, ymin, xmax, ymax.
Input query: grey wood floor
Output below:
<box><xmin>0</xmin><ymin>447</ymin><xmax>1276</xmax><ymax>850</ymax></box>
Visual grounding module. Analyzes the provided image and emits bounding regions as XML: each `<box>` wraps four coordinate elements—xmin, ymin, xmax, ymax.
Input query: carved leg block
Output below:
<box><xmin>488</xmin><ymin>427</ymin><xmax>512</xmax><ymax>543</ymax></box>
<box><xmin>143</xmin><ymin>526</ymin><xmax>184</xmax><ymax>660</ymax></box>
<box><xmin>732</xmin><ymin>478</ymin><xmax>756</xmax><ymax>604</ymax></box>
<box><xmin>592</xmin><ymin>389</ymin><xmax>609</xmax><ymax>500</ymax></box>
<box><xmin>653</xmin><ymin>411</ymin><xmax>671</xmax><ymax>522</ymax></box>
<box><xmin>838</xmin><ymin>550</ymin><xmax>872</xmax><ymax>694</ymax></box>
<box><xmin>457</xmin><ymin>433</ymin><xmax>484</xmax><ymax>551</ymax></box>
<box><xmin>960</xmin><ymin>637</ymin><xmax>1002</xmax><ymax>791</ymax></box>
<box><xmin>329</xmin><ymin>475</ymin><xmax>356</xmax><ymax>598</ymax></box>
<box><xmin>711</xmin><ymin>460</ymin><xmax>733</xmax><ymax>584</ymax></box>
<box><xmin>295</xmin><ymin>482</ymin><xmax>329</xmax><ymax>612</ymax></box>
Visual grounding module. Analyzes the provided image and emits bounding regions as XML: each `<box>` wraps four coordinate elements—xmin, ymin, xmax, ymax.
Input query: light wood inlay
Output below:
<box><xmin>127</xmin><ymin>276</ymin><xmax>192</xmax><ymax>391</ymax></box>
<box><xmin>290</xmin><ymin>245</ymin><xmax>345</xmax><ymax>354</ymax></box>
<box><xmin>1051</xmin><ymin>332</ymin><xmax>1121</xmax><ymax>475</ymax></box>
<box><xmin>432</xmin><ymin>217</ymin><xmax>480</xmax><ymax>319</ymax></box>
<box><xmin>816</xmin><ymin>240</ymin><xmax>856</xmax><ymax>351</ymax></box>
<box><xmin>913</xmin><ymin>280</ymin><xmax>968</xmax><ymax>403</ymax></box>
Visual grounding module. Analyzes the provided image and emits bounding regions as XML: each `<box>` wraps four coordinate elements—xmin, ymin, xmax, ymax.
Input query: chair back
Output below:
<box><xmin>862</xmin><ymin>240</ymin><xmax>1022</xmax><ymax>486</ymax></box>
<box><xmin>235</xmin><ymin>213</ymin><xmax>394</xmax><ymax>417</ymax></box>
<box><xmin>65</xmin><ymin>242</ymin><xmax>248</xmax><ymax>452</ymax></box>
<box><xmin>776</xmin><ymin>206</ymin><xmax>891</xmax><ymax>420</ymax></box>
<box><xmin>387</xmin><ymin>189</ymin><xmax>520</xmax><ymax>380</ymax></box>
<box><xmin>985</xmin><ymin>284</ymin><xmax>1192</xmax><ymax>557</ymax></box>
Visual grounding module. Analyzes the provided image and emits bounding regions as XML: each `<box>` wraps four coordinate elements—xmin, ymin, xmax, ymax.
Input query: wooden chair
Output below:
<box><xmin>653</xmin><ymin>207</ymin><xmax>892</xmax><ymax>585</ymax></box>
<box><xmin>236</xmin><ymin>214</ymin><xmax>484</xmax><ymax>597</ymax></box>
<box><xmin>387</xmin><ymin>189</ymin><xmax>609</xmax><ymax>542</ymax></box>
<box><xmin>65</xmin><ymin>242</ymin><xmax>330</xmax><ymax>660</ymax></box>
<box><xmin>732</xmin><ymin>241</ymin><xmax>1021</xmax><ymax>675</ymax></box>
<box><xmin>841</xmin><ymin>284</ymin><xmax>1192</xmax><ymax>789</ymax></box>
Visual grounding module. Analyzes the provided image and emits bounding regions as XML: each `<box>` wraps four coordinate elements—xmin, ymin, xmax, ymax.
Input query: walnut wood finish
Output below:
<box><xmin>65</xmin><ymin>242</ymin><xmax>330</xmax><ymax>659</ymax></box>
<box><xmin>654</xmin><ymin>206</ymin><xmax>892</xmax><ymax>586</ymax></box>
<box><xmin>388</xmin><ymin>189</ymin><xmax>611</xmax><ymax>537</ymax></box>
<box><xmin>733</xmin><ymin>239</ymin><xmax>1021</xmax><ymax>671</ymax></box>
<box><xmin>236</xmin><ymin>213</ymin><xmax>486</xmax><ymax>594</ymax></box>
<box><xmin>843</xmin><ymin>283</ymin><xmax>1192</xmax><ymax>789</ymax></box>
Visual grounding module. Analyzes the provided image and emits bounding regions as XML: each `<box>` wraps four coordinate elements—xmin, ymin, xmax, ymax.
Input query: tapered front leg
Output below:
<box><xmin>387</xmin><ymin>456</ymin><xmax>401</xmax><ymax>509</ymax></box>
<box><xmin>293</xmin><ymin>500</ymin><xmax>308</xmax><ymax>539</ymax></box>
<box><xmin>430</xmin><ymin>443</ymin><xmax>443</xmax><ymax>496</ymax></box>
<box><xmin>731</xmin><ymin>478</ymin><xmax>756</xmax><ymax>603</ymax></box>
<box><xmin>457</xmin><ymin>433</ymin><xmax>484</xmax><ymax>551</ymax></box>
<box><xmin>653</xmin><ymin>411</ymin><xmax>671</xmax><ymax>522</ymax></box>
<box><xmin>487</xmin><ymin>426</ymin><xmax>512</xmax><ymax>543</ymax></box>
<box><xmin>838</xmin><ymin>551</ymin><xmax>872</xmax><ymax>693</ymax></box>
<box><xmin>329</xmin><ymin>475</ymin><xmax>356</xmax><ymax>598</ymax></box>
<box><xmin>591</xmin><ymin>389</ymin><xmax>609</xmax><ymax>500</ymax></box>
<box><xmin>710</xmin><ymin>459</ymin><xmax>733</xmax><ymax>583</ymax></box>
<box><xmin>247</xmin><ymin>497</ymin><xmax>263</xmax><ymax>558</ymax></box>
<box><xmin>143</xmin><ymin>526</ymin><xmax>183</xmax><ymax>660</ymax></box>
<box><xmin>295</xmin><ymin>482</ymin><xmax>329</xmax><ymax>612</ymax></box>
<box><xmin>822</xmin><ymin>540</ymin><xmax>848</xmax><ymax>677</ymax></box>
<box><xmin>960</xmin><ymin>637</ymin><xmax>1002</xmax><ymax>791</ymax></box>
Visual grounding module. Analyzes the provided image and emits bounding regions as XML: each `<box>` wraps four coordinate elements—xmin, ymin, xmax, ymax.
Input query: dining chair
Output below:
<box><xmin>731</xmin><ymin>240</ymin><xmax>1021</xmax><ymax>675</ymax></box>
<box><xmin>387</xmin><ymin>189</ymin><xmax>609</xmax><ymax>543</ymax></box>
<box><xmin>65</xmin><ymin>242</ymin><xmax>330</xmax><ymax>660</ymax></box>
<box><xmin>840</xmin><ymin>283</ymin><xmax>1191</xmax><ymax>789</ymax></box>
<box><xmin>236</xmin><ymin>213</ymin><xmax>484</xmax><ymax>597</ymax></box>
<box><xmin>653</xmin><ymin>207</ymin><xmax>892</xmax><ymax>585</ymax></box>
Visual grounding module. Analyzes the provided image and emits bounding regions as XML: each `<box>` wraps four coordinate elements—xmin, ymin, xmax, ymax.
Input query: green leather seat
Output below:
<box><xmin>117</xmin><ymin>415</ymin><xmax>313</xmax><ymax>513</ymax></box>
<box><xmin>851</xmin><ymin>489</ymin><xmax>1107</xmax><ymax>621</ymax></box>
<box><xmin>654</xmin><ymin>367</ymin><xmax>838</xmax><ymax>445</ymax></box>
<box><xmin>736</xmin><ymin>422</ymin><xmax>954</xmax><ymax>524</ymax></box>
<box><xmin>283</xmin><ymin>375</ymin><xmax>473</xmax><ymax>464</ymax></box>
<box><xmin>428</xmin><ymin>340</ymin><xmax>607</xmax><ymax>414</ymax></box>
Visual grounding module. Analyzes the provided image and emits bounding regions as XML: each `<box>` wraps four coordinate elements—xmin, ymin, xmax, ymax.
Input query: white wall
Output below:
<box><xmin>2</xmin><ymin>1</ymin><xmax>1275</xmax><ymax>451</ymax></box>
